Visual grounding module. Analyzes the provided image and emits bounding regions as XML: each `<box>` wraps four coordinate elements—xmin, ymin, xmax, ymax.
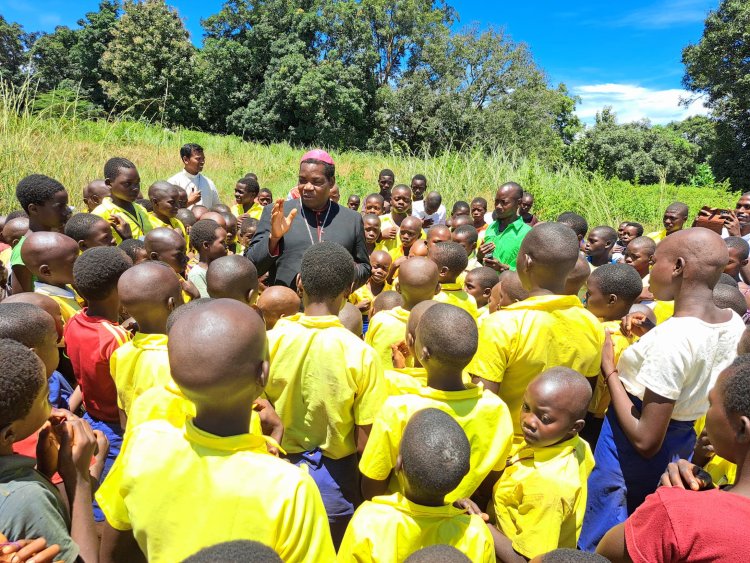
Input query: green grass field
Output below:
<box><xmin>1</xmin><ymin>87</ymin><xmax>739</xmax><ymax>230</ymax></box>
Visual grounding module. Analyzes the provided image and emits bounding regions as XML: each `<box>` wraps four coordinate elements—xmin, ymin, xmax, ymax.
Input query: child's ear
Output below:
<box><xmin>104</xmin><ymin>177</ymin><xmax>113</xmax><ymax>187</ymax></box>
<box><xmin>482</xmin><ymin>287</ymin><xmax>492</xmax><ymax>299</ymax></box>
<box><xmin>296</xmin><ymin>277</ymin><xmax>304</xmax><ymax>295</ymax></box>
<box><xmin>743</xmin><ymin>259</ymin><xmax>749</xmax><ymax>267</ymax></box>
<box><xmin>434</xmin><ymin>282</ymin><xmax>441</xmax><ymax>296</ymax></box>
<box><xmin>608</xmin><ymin>293</ymin><xmax>618</xmax><ymax>306</ymax></box>
<box><xmin>27</xmin><ymin>203</ymin><xmax>38</xmax><ymax>217</ymax></box>
<box><xmin>737</xmin><ymin>415</ymin><xmax>750</xmax><ymax>444</ymax></box>
<box><xmin>78</xmin><ymin>240</ymin><xmax>88</xmax><ymax>252</ymax></box>
<box><xmin>418</xmin><ymin>344</ymin><xmax>431</xmax><ymax>365</ymax></box>
<box><xmin>395</xmin><ymin>453</ymin><xmax>403</xmax><ymax>473</ymax></box>
<box><xmin>673</xmin><ymin>256</ymin><xmax>685</xmax><ymax>278</ymax></box>
<box><xmin>246</xmin><ymin>288</ymin><xmax>258</xmax><ymax>306</ymax></box>
<box><xmin>571</xmin><ymin>418</ymin><xmax>586</xmax><ymax>435</ymax></box>
<box><xmin>39</xmin><ymin>264</ymin><xmax>51</xmax><ymax>278</ymax></box>
<box><xmin>395</xmin><ymin>281</ymin><xmax>401</xmax><ymax>295</ymax></box>
<box><xmin>406</xmin><ymin>332</ymin><xmax>415</xmax><ymax>349</ymax></box>
<box><xmin>257</xmin><ymin>359</ymin><xmax>270</xmax><ymax>389</ymax></box>
<box><xmin>149</xmin><ymin>251</ymin><xmax>159</xmax><ymax>261</ymax></box>
<box><xmin>166</xmin><ymin>296</ymin><xmax>177</xmax><ymax>312</ymax></box>
<box><xmin>0</xmin><ymin>424</ymin><xmax>15</xmax><ymax>448</ymax></box>
<box><xmin>439</xmin><ymin>266</ymin><xmax>450</xmax><ymax>277</ymax></box>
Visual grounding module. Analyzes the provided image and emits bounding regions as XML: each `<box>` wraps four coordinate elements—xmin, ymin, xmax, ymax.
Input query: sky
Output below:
<box><xmin>1</xmin><ymin>0</ymin><xmax>718</xmax><ymax>125</ymax></box>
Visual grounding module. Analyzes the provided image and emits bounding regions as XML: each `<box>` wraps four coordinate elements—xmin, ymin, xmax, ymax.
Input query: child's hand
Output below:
<box><xmin>600</xmin><ymin>330</ymin><xmax>616</xmax><ymax>380</ymax></box>
<box><xmin>237</xmin><ymin>213</ymin><xmax>250</xmax><ymax>229</ymax></box>
<box><xmin>56</xmin><ymin>415</ymin><xmax>97</xmax><ymax>483</ymax></box>
<box><xmin>380</xmin><ymin>226</ymin><xmax>397</xmax><ymax>240</ymax></box>
<box><xmin>391</xmin><ymin>342</ymin><xmax>409</xmax><ymax>369</ymax></box>
<box><xmin>620</xmin><ymin>311</ymin><xmax>654</xmax><ymax>338</ymax></box>
<box><xmin>180</xmin><ymin>279</ymin><xmax>201</xmax><ymax>301</ymax></box>
<box><xmin>109</xmin><ymin>215</ymin><xmax>132</xmax><ymax>240</ymax></box>
<box><xmin>422</xmin><ymin>217</ymin><xmax>434</xmax><ymax>229</ymax></box>
<box><xmin>478</xmin><ymin>241</ymin><xmax>495</xmax><ymax>258</ymax></box>
<box><xmin>253</xmin><ymin>399</ymin><xmax>284</xmax><ymax>456</ymax></box>
<box><xmin>35</xmin><ymin>409</ymin><xmax>78</xmax><ymax>477</ymax></box>
<box><xmin>453</xmin><ymin>498</ymin><xmax>489</xmax><ymax>522</ymax></box>
<box><xmin>0</xmin><ymin>535</ymin><xmax>62</xmax><ymax>563</ymax></box>
<box><xmin>692</xmin><ymin>429</ymin><xmax>715</xmax><ymax>467</ymax></box>
<box><xmin>659</xmin><ymin>459</ymin><xmax>713</xmax><ymax>491</ymax></box>
<box><xmin>187</xmin><ymin>191</ymin><xmax>202</xmax><ymax>206</ymax></box>
<box><xmin>356</xmin><ymin>299</ymin><xmax>371</xmax><ymax>313</ymax></box>
<box><xmin>483</xmin><ymin>257</ymin><xmax>508</xmax><ymax>273</ymax></box>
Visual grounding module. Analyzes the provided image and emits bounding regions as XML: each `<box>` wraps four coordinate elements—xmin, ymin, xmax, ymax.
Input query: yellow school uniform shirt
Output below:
<box><xmin>467</xmin><ymin>294</ymin><xmax>604</xmax><ymax>435</ymax></box>
<box><xmin>492</xmin><ymin>435</ymin><xmax>595</xmax><ymax>559</ymax></box>
<box><xmin>231</xmin><ymin>202</ymin><xmax>264</xmax><ymax>220</ymax></box>
<box><xmin>434</xmin><ymin>282</ymin><xmax>480</xmax><ymax>319</ymax></box>
<box><xmin>645</xmin><ymin>228</ymin><xmax>667</xmax><ymax>243</ymax></box>
<box><xmin>365</xmin><ymin>306</ymin><xmax>412</xmax><ymax>370</ymax></box>
<box><xmin>147</xmin><ymin>213</ymin><xmax>188</xmax><ymax>243</ymax></box>
<box><xmin>694</xmin><ymin>417</ymin><xmax>736</xmax><ymax>486</ymax></box>
<box><xmin>477</xmin><ymin>304</ymin><xmax>490</xmax><ymax>326</ymax></box>
<box><xmin>0</xmin><ymin>247</ymin><xmax>11</xmax><ymax>269</ymax></box>
<box><xmin>653</xmin><ymin>299</ymin><xmax>675</xmax><ymax>324</ymax></box>
<box><xmin>34</xmin><ymin>283</ymin><xmax>82</xmax><ymax>324</ymax></box>
<box><xmin>589</xmin><ymin>320</ymin><xmax>637</xmax><ymax>417</ymax></box>
<box><xmin>110</xmin><ymin>333</ymin><xmax>172</xmax><ymax>416</ymax></box>
<box><xmin>349</xmin><ymin>281</ymin><xmax>391</xmax><ymax>309</ymax></box>
<box><xmin>96</xmin><ymin>418</ymin><xmax>334</xmax><ymax>563</ymax></box>
<box><xmin>92</xmin><ymin>197</ymin><xmax>152</xmax><ymax>243</ymax></box>
<box><xmin>384</xmin><ymin>367</ymin><xmax>428</xmax><ymax>396</ymax></box>
<box><xmin>266</xmin><ymin>314</ymin><xmax>385</xmax><ymax>459</ymax></box>
<box><xmin>337</xmin><ymin>493</ymin><xmax>495</xmax><ymax>563</ymax></box>
<box><xmin>378</xmin><ymin>214</ymin><xmax>400</xmax><ymax>252</ymax></box>
<box><xmin>359</xmin><ymin>384</ymin><xmax>514</xmax><ymax>502</ymax></box>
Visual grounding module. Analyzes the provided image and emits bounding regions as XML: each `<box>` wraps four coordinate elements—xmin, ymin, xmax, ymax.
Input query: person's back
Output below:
<box><xmin>96</xmin><ymin>299</ymin><xmax>334</xmax><ymax>563</ymax></box>
<box><xmin>339</xmin><ymin>409</ymin><xmax>494</xmax><ymax>562</ymax></box>
<box><xmin>468</xmin><ymin>223</ymin><xmax>604</xmax><ymax>435</ymax></box>
<box><xmin>429</xmin><ymin>241</ymin><xmax>479</xmax><ymax>319</ymax></box>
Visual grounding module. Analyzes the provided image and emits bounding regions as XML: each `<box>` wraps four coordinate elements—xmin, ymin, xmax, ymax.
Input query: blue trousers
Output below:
<box><xmin>287</xmin><ymin>449</ymin><xmax>360</xmax><ymax>548</ymax></box>
<box><xmin>83</xmin><ymin>412</ymin><xmax>123</xmax><ymax>522</ymax></box>
<box><xmin>579</xmin><ymin>396</ymin><xmax>696</xmax><ymax>551</ymax></box>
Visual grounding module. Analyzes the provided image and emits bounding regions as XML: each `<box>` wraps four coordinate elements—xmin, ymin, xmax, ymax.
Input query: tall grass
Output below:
<box><xmin>0</xmin><ymin>83</ymin><xmax>739</xmax><ymax>230</ymax></box>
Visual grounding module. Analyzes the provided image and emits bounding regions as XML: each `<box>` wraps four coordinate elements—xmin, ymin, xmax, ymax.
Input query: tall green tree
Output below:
<box><xmin>0</xmin><ymin>15</ymin><xmax>33</xmax><ymax>86</ymax></box>
<box><xmin>102</xmin><ymin>0</ymin><xmax>197</xmax><ymax>126</ymax></box>
<box><xmin>682</xmin><ymin>0</ymin><xmax>750</xmax><ymax>188</ymax></box>
<box><xmin>30</xmin><ymin>26</ymin><xmax>79</xmax><ymax>92</ymax></box>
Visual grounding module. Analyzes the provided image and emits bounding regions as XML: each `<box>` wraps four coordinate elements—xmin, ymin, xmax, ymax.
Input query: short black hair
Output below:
<box><xmin>589</xmin><ymin>263</ymin><xmax>643</xmax><ymax>304</ymax></box>
<box><xmin>453</xmin><ymin>224</ymin><xmax>478</xmax><ymax>247</ymax></box>
<box><xmin>180</xmin><ymin>143</ymin><xmax>203</xmax><ymax>160</ymax></box>
<box><xmin>557</xmin><ymin>212</ymin><xmax>589</xmax><ymax>238</ymax></box>
<box><xmin>726</xmin><ymin>236</ymin><xmax>750</xmax><ymax>261</ymax></box>
<box><xmin>625</xmin><ymin>222</ymin><xmax>644</xmax><ymax>237</ymax></box>
<box><xmin>372</xmin><ymin>290</ymin><xmax>403</xmax><ymax>314</ymax></box>
<box><xmin>471</xmin><ymin>197</ymin><xmax>487</xmax><ymax>208</ymax></box>
<box><xmin>522</xmin><ymin>190</ymin><xmax>534</xmax><ymax>199</ymax></box>
<box><xmin>466</xmin><ymin>266</ymin><xmax>499</xmax><ymax>291</ymax></box>
<box><xmin>181</xmin><ymin>540</ymin><xmax>281</xmax><ymax>563</ymax></box>
<box><xmin>64</xmin><ymin>213</ymin><xmax>107</xmax><ymax>242</ymax></box>
<box><xmin>240</xmin><ymin>217</ymin><xmax>259</xmax><ymax>234</ymax></box>
<box><xmin>538</xmin><ymin>548</ymin><xmax>610</xmax><ymax>562</ymax></box>
<box><xmin>15</xmin><ymin>174</ymin><xmax>66</xmax><ymax>213</ymax></box>
<box><xmin>629</xmin><ymin>236</ymin><xmax>656</xmax><ymax>255</ymax></box>
<box><xmin>718</xmin><ymin>272</ymin><xmax>739</xmax><ymax>287</ymax></box>
<box><xmin>713</xmin><ymin>283</ymin><xmax>747</xmax><ymax>317</ymax></box>
<box><xmin>118</xmin><ymin>238</ymin><xmax>146</xmax><ymax>263</ymax></box>
<box><xmin>206</xmin><ymin>256</ymin><xmax>258</xmax><ymax>299</ymax></box>
<box><xmin>417</xmin><ymin>303</ymin><xmax>478</xmax><ymax>368</ymax></box>
<box><xmin>259</xmin><ymin>188</ymin><xmax>272</xmax><ymax>196</ymax></box>
<box><xmin>411</xmin><ymin>174</ymin><xmax>426</xmax><ymax>183</ymax></box>
<box><xmin>73</xmin><ymin>246</ymin><xmax>132</xmax><ymax>300</ymax></box>
<box><xmin>379</xmin><ymin>169</ymin><xmax>394</xmax><ymax>178</ymax></box>
<box><xmin>190</xmin><ymin>219</ymin><xmax>222</xmax><ymax>251</ymax></box>
<box><xmin>104</xmin><ymin>157</ymin><xmax>136</xmax><ymax>181</ymax></box>
<box><xmin>166</xmin><ymin>298</ymin><xmax>212</xmax><ymax>334</ymax></box>
<box><xmin>6</xmin><ymin>210</ymin><xmax>28</xmax><ymax>221</ymax></box>
<box><xmin>300</xmin><ymin>242</ymin><xmax>354</xmax><ymax>301</ymax></box>
<box><xmin>0</xmin><ymin>339</ymin><xmax>46</xmax><ymax>429</ymax></box>
<box><xmin>365</xmin><ymin>193</ymin><xmax>385</xmax><ymax>205</ymax></box>
<box><xmin>451</xmin><ymin>201</ymin><xmax>469</xmax><ymax>214</ymax></box>
<box><xmin>0</xmin><ymin>302</ymin><xmax>55</xmax><ymax>348</ymax></box>
<box><xmin>723</xmin><ymin>355</ymin><xmax>750</xmax><ymax>419</ymax></box>
<box><xmin>301</xmin><ymin>158</ymin><xmax>335</xmax><ymax>181</ymax></box>
<box><xmin>666</xmin><ymin>201</ymin><xmax>689</xmax><ymax>218</ymax></box>
<box><xmin>591</xmin><ymin>225</ymin><xmax>617</xmax><ymax>244</ymax></box>
<box><xmin>136</xmin><ymin>198</ymin><xmax>153</xmax><ymax>212</ymax></box>
<box><xmin>236</xmin><ymin>176</ymin><xmax>260</xmax><ymax>194</ymax></box>
<box><xmin>400</xmin><ymin>408</ymin><xmax>470</xmax><ymax>498</ymax></box>
<box><xmin>176</xmin><ymin>209</ymin><xmax>197</xmax><ymax>227</ymax></box>
<box><xmin>430</xmin><ymin>241</ymin><xmax>468</xmax><ymax>276</ymax></box>
<box><xmin>404</xmin><ymin>545</ymin><xmax>471</xmax><ymax>563</ymax></box>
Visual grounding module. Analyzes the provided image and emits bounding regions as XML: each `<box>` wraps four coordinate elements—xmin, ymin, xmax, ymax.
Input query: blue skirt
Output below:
<box><xmin>578</xmin><ymin>395</ymin><xmax>696</xmax><ymax>551</ymax></box>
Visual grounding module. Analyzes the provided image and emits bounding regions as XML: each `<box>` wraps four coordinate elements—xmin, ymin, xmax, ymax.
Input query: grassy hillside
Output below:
<box><xmin>1</xmin><ymin>91</ymin><xmax>738</xmax><ymax>230</ymax></box>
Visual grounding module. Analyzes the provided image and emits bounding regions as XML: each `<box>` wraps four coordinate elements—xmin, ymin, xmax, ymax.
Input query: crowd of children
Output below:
<box><xmin>0</xmin><ymin>143</ymin><xmax>749</xmax><ymax>563</ymax></box>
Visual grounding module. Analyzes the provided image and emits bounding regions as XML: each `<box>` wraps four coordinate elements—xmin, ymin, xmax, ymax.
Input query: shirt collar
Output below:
<box><xmin>132</xmin><ymin>332</ymin><xmax>169</xmax><ymax>350</ymax></box>
<box><xmin>511</xmin><ymin>435</ymin><xmax>582</xmax><ymax>464</ymax></box>
<box><xmin>184</xmin><ymin>418</ymin><xmax>271</xmax><ymax>454</ymax></box>
<box><xmin>502</xmin><ymin>294</ymin><xmax>584</xmax><ymax>312</ymax></box>
<box><xmin>389</xmin><ymin>306</ymin><xmax>411</xmax><ymax>323</ymax></box>
<box><xmin>182</xmin><ymin>170</ymin><xmax>200</xmax><ymax>181</ymax></box>
<box><xmin>417</xmin><ymin>382</ymin><xmax>483</xmax><ymax>401</ymax></box>
<box><xmin>372</xmin><ymin>492</ymin><xmax>464</xmax><ymax>518</ymax></box>
<box><xmin>33</xmin><ymin>282</ymin><xmax>75</xmax><ymax>299</ymax></box>
<box><xmin>491</xmin><ymin>215</ymin><xmax>526</xmax><ymax>233</ymax></box>
<box><xmin>440</xmin><ymin>282</ymin><xmax>463</xmax><ymax>291</ymax></box>
<box><xmin>282</xmin><ymin>313</ymin><xmax>344</xmax><ymax>330</ymax></box>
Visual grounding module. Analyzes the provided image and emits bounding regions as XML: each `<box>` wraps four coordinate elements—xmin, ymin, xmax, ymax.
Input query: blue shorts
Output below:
<box><xmin>579</xmin><ymin>395</ymin><xmax>696</xmax><ymax>551</ymax></box>
<box><xmin>287</xmin><ymin>449</ymin><xmax>360</xmax><ymax>548</ymax></box>
<box><xmin>83</xmin><ymin>412</ymin><xmax>123</xmax><ymax>522</ymax></box>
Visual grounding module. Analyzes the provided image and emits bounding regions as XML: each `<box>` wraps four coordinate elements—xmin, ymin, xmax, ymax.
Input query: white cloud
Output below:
<box><xmin>573</xmin><ymin>83</ymin><xmax>709</xmax><ymax>125</ymax></box>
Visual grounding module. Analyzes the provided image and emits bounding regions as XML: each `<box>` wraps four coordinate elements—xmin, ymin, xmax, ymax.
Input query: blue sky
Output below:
<box><xmin>1</xmin><ymin>0</ymin><xmax>717</xmax><ymax>125</ymax></box>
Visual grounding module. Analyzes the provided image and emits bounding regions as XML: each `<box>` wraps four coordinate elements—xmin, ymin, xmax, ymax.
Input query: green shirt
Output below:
<box><xmin>484</xmin><ymin>216</ymin><xmax>532</xmax><ymax>270</ymax></box>
<box><xmin>9</xmin><ymin>234</ymin><xmax>26</xmax><ymax>268</ymax></box>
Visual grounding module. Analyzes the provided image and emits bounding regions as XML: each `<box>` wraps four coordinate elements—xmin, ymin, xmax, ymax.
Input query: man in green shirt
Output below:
<box><xmin>479</xmin><ymin>182</ymin><xmax>532</xmax><ymax>271</ymax></box>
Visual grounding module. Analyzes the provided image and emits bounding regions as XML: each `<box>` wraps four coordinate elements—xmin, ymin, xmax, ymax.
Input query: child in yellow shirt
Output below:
<box><xmin>489</xmin><ymin>368</ymin><xmax>595</xmax><ymax>561</ymax></box>
<box><xmin>97</xmin><ymin>299</ymin><xmax>334</xmax><ymax>563</ymax></box>
<box><xmin>468</xmin><ymin>222</ymin><xmax>604</xmax><ymax>437</ymax></box>
<box><xmin>93</xmin><ymin>157</ymin><xmax>152</xmax><ymax>243</ymax></box>
<box><xmin>256</xmin><ymin>285</ymin><xmax>300</xmax><ymax>330</ymax></box>
<box><xmin>464</xmin><ymin>266</ymin><xmax>499</xmax><ymax>323</ymax></box>
<box><xmin>386</xmin><ymin>300</ymin><xmax>438</xmax><ymax>395</ymax></box>
<box><xmin>21</xmin><ymin>231</ymin><xmax>82</xmax><ymax>323</ymax></box>
<box><xmin>429</xmin><ymin>241</ymin><xmax>479</xmax><ymax>319</ymax></box>
<box><xmin>147</xmin><ymin>181</ymin><xmax>189</xmax><ymax>242</ymax></box>
<box><xmin>350</xmin><ymin>249</ymin><xmax>391</xmax><ymax>334</ymax></box>
<box><xmin>339</xmin><ymin>409</ymin><xmax>495</xmax><ymax>562</ymax></box>
<box><xmin>582</xmin><ymin>263</ymin><xmax>644</xmax><ymax>446</ymax></box>
<box><xmin>64</xmin><ymin>213</ymin><xmax>116</xmax><ymax>250</ymax></box>
<box><xmin>145</xmin><ymin>227</ymin><xmax>200</xmax><ymax>302</ymax></box>
<box><xmin>363</xmin><ymin>213</ymin><xmax>385</xmax><ymax>255</ymax></box>
<box><xmin>365</xmin><ymin>256</ymin><xmax>439</xmax><ymax>370</ymax></box>
<box><xmin>379</xmin><ymin>185</ymin><xmax>412</xmax><ymax>252</ymax></box>
<box><xmin>110</xmin><ymin>262</ymin><xmax>183</xmax><ymax>426</ymax></box>
<box><xmin>360</xmin><ymin>303</ymin><xmax>513</xmax><ymax>504</ymax></box>
<box><xmin>206</xmin><ymin>254</ymin><xmax>259</xmax><ymax>305</ymax></box>
<box><xmin>265</xmin><ymin>242</ymin><xmax>386</xmax><ymax>547</ymax></box>
<box><xmin>388</xmin><ymin>216</ymin><xmax>423</xmax><ymax>263</ymax></box>
<box><xmin>232</xmin><ymin>175</ymin><xmax>264</xmax><ymax>222</ymax></box>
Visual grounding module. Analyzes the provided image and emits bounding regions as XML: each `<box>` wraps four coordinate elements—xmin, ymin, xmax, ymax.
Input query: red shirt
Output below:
<box><xmin>625</xmin><ymin>486</ymin><xmax>750</xmax><ymax>562</ymax></box>
<box><xmin>63</xmin><ymin>309</ymin><xmax>130</xmax><ymax>422</ymax></box>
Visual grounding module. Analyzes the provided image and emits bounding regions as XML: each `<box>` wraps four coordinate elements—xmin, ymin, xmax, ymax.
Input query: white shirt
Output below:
<box><xmin>720</xmin><ymin>227</ymin><xmax>750</xmax><ymax>242</ymax></box>
<box><xmin>411</xmin><ymin>200</ymin><xmax>446</xmax><ymax>226</ymax></box>
<box><xmin>618</xmin><ymin>313</ymin><xmax>745</xmax><ymax>420</ymax></box>
<box><xmin>168</xmin><ymin>170</ymin><xmax>220</xmax><ymax>210</ymax></box>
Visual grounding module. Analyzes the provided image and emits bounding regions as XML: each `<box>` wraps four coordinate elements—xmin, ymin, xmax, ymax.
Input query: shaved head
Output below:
<box><xmin>518</xmin><ymin>222</ymin><xmax>580</xmax><ymax>286</ymax></box>
<box><xmin>564</xmin><ymin>253</ymin><xmax>592</xmax><ymax>296</ymax></box>
<box><xmin>529</xmin><ymin>367</ymin><xmax>592</xmax><ymax>421</ymax></box>
<box><xmin>338</xmin><ymin>302</ymin><xmax>363</xmax><ymax>336</ymax></box>
<box><xmin>416</xmin><ymin>303</ymin><xmax>478</xmax><ymax>369</ymax></box>
<box><xmin>499</xmin><ymin>270</ymin><xmax>529</xmax><ymax>302</ymax></box>
<box><xmin>207</xmin><ymin>255</ymin><xmax>258</xmax><ymax>303</ymax></box>
<box><xmin>399</xmin><ymin>257</ymin><xmax>439</xmax><ymax>288</ymax></box>
<box><xmin>200</xmin><ymin>211</ymin><xmax>227</xmax><ymax>229</ymax></box>
<box><xmin>655</xmin><ymin>228</ymin><xmax>728</xmax><ymax>288</ymax></box>
<box><xmin>3</xmin><ymin>217</ymin><xmax>28</xmax><ymax>245</ymax></box>
<box><xmin>118</xmin><ymin>261</ymin><xmax>182</xmax><ymax>315</ymax></box>
<box><xmin>257</xmin><ymin>286</ymin><xmax>300</xmax><ymax>330</ymax></box>
<box><xmin>371</xmin><ymin>290</ymin><xmax>403</xmax><ymax>316</ymax></box>
<box><xmin>406</xmin><ymin>300</ymin><xmax>439</xmax><ymax>341</ymax></box>
<box><xmin>401</xmin><ymin>216</ymin><xmax>423</xmax><ymax>231</ymax></box>
<box><xmin>20</xmin><ymin>231</ymin><xmax>78</xmax><ymax>270</ymax></box>
<box><xmin>148</xmin><ymin>180</ymin><xmax>178</xmax><ymax>199</ymax></box>
<box><xmin>168</xmin><ymin>299</ymin><xmax>267</xmax><ymax>402</ymax></box>
<box><xmin>145</xmin><ymin>227</ymin><xmax>185</xmax><ymax>253</ymax></box>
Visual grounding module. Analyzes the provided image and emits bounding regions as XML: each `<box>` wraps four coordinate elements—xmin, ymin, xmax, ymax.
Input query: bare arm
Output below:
<box><xmin>471</xmin><ymin>374</ymin><xmax>500</xmax><ymax>394</ymax></box>
<box><xmin>99</xmin><ymin>524</ymin><xmax>146</xmax><ymax>563</ymax></box>
<box><xmin>596</xmin><ymin>523</ymin><xmax>634</xmax><ymax>563</ymax></box>
<box><xmin>11</xmin><ymin>264</ymin><xmax>32</xmax><ymax>294</ymax></box>
<box><xmin>361</xmin><ymin>475</ymin><xmax>389</xmax><ymax>501</ymax></box>
<box><xmin>488</xmin><ymin>524</ymin><xmax>527</xmax><ymax>563</ymax></box>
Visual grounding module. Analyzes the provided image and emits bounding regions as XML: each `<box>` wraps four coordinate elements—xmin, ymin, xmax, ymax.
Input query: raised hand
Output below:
<box><xmin>109</xmin><ymin>214</ymin><xmax>132</xmax><ymax>240</ymax></box>
<box><xmin>270</xmin><ymin>199</ymin><xmax>298</xmax><ymax>241</ymax></box>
